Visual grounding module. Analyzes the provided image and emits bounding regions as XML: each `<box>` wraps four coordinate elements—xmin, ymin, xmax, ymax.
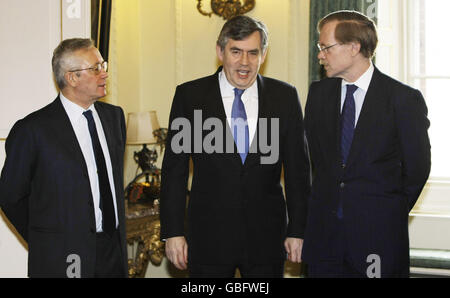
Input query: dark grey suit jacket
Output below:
<box><xmin>160</xmin><ymin>67</ymin><xmax>311</xmax><ymax>265</ymax></box>
<box><xmin>0</xmin><ymin>97</ymin><xmax>128</xmax><ymax>277</ymax></box>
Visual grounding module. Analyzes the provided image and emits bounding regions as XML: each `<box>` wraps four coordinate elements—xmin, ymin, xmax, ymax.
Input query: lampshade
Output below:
<box><xmin>126</xmin><ymin>111</ymin><xmax>161</xmax><ymax>145</ymax></box>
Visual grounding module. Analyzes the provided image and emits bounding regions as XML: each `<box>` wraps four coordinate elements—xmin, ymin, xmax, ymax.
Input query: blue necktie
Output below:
<box><xmin>83</xmin><ymin>110</ymin><xmax>115</xmax><ymax>235</ymax></box>
<box><xmin>337</xmin><ymin>84</ymin><xmax>358</xmax><ymax>219</ymax></box>
<box><xmin>231</xmin><ymin>88</ymin><xmax>249</xmax><ymax>163</ymax></box>
<box><xmin>341</xmin><ymin>84</ymin><xmax>358</xmax><ymax>164</ymax></box>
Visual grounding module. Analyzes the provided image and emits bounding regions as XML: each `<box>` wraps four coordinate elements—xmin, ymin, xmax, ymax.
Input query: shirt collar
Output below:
<box><xmin>218</xmin><ymin>70</ymin><xmax>258</xmax><ymax>102</ymax></box>
<box><xmin>60</xmin><ymin>92</ymin><xmax>95</xmax><ymax>123</ymax></box>
<box><xmin>342</xmin><ymin>61</ymin><xmax>374</xmax><ymax>92</ymax></box>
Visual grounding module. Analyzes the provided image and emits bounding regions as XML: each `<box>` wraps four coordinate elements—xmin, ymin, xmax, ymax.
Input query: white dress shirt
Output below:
<box><xmin>218</xmin><ymin>71</ymin><xmax>259</xmax><ymax>145</ymax></box>
<box><xmin>60</xmin><ymin>93</ymin><xmax>119</xmax><ymax>232</ymax></box>
<box><xmin>341</xmin><ymin>61</ymin><xmax>375</xmax><ymax>127</ymax></box>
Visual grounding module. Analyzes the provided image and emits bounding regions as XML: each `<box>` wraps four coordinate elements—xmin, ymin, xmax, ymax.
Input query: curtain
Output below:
<box><xmin>91</xmin><ymin>0</ymin><xmax>112</xmax><ymax>62</ymax></box>
<box><xmin>308</xmin><ymin>0</ymin><xmax>377</xmax><ymax>85</ymax></box>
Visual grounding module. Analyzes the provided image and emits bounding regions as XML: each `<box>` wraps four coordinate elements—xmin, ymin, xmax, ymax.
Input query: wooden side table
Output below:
<box><xmin>126</xmin><ymin>200</ymin><xmax>165</xmax><ymax>278</ymax></box>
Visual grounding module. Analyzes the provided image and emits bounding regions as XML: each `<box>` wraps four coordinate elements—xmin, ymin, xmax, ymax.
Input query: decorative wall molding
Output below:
<box><xmin>288</xmin><ymin>0</ymin><xmax>309</xmax><ymax>109</ymax></box>
<box><xmin>197</xmin><ymin>0</ymin><xmax>256</xmax><ymax>20</ymax></box>
<box><xmin>288</xmin><ymin>0</ymin><xmax>303</xmax><ymax>98</ymax></box>
<box><xmin>175</xmin><ymin>0</ymin><xmax>183</xmax><ymax>86</ymax></box>
<box><xmin>108</xmin><ymin>0</ymin><xmax>118</xmax><ymax>105</ymax></box>
<box><xmin>412</xmin><ymin>179</ymin><xmax>450</xmax><ymax>217</ymax></box>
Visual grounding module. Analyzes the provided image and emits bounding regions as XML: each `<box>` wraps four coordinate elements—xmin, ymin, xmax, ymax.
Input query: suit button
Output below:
<box><xmin>340</xmin><ymin>182</ymin><xmax>345</xmax><ymax>188</ymax></box>
<box><xmin>342</xmin><ymin>164</ymin><xmax>346</xmax><ymax>169</ymax></box>
<box><xmin>90</xmin><ymin>228</ymin><xmax>96</xmax><ymax>234</ymax></box>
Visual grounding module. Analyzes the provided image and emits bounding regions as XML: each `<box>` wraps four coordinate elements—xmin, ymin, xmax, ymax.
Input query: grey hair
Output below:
<box><xmin>52</xmin><ymin>38</ymin><xmax>94</xmax><ymax>90</ymax></box>
<box><xmin>217</xmin><ymin>15</ymin><xmax>269</xmax><ymax>53</ymax></box>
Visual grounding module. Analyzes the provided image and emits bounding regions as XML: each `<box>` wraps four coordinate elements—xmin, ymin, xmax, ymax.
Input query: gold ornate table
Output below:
<box><xmin>126</xmin><ymin>199</ymin><xmax>165</xmax><ymax>278</ymax></box>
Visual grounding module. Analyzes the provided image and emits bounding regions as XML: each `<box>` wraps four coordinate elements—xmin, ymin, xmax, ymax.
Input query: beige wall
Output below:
<box><xmin>0</xmin><ymin>0</ymin><xmax>63</xmax><ymax>277</ymax></box>
<box><xmin>112</xmin><ymin>0</ymin><xmax>310</xmax><ymax>186</ymax></box>
<box><xmin>111</xmin><ymin>0</ymin><xmax>311</xmax><ymax>124</ymax></box>
<box><xmin>111</xmin><ymin>0</ymin><xmax>310</xmax><ymax>277</ymax></box>
<box><xmin>0</xmin><ymin>0</ymin><xmax>92</xmax><ymax>277</ymax></box>
<box><xmin>2</xmin><ymin>0</ymin><xmax>445</xmax><ymax>279</ymax></box>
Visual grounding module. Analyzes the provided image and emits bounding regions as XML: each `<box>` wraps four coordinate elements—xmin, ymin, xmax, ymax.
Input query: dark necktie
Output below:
<box><xmin>83</xmin><ymin>110</ymin><xmax>115</xmax><ymax>235</ymax></box>
<box><xmin>337</xmin><ymin>84</ymin><xmax>358</xmax><ymax>219</ymax></box>
<box><xmin>341</xmin><ymin>84</ymin><xmax>358</xmax><ymax>164</ymax></box>
<box><xmin>231</xmin><ymin>88</ymin><xmax>249</xmax><ymax>163</ymax></box>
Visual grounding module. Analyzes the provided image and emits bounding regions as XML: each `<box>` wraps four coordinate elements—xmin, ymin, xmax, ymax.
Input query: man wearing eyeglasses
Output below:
<box><xmin>0</xmin><ymin>38</ymin><xmax>128</xmax><ymax>277</ymax></box>
<box><xmin>302</xmin><ymin>10</ymin><xmax>431</xmax><ymax>277</ymax></box>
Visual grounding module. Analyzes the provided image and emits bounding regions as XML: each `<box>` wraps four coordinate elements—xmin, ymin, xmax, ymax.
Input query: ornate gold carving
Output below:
<box><xmin>126</xmin><ymin>200</ymin><xmax>165</xmax><ymax>278</ymax></box>
<box><xmin>197</xmin><ymin>0</ymin><xmax>256</xmax><ymax>20</ymax></box>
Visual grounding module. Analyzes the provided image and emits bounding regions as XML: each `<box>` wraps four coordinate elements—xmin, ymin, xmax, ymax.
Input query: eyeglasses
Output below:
<box><xmin>317</xmin><ymin>43</ymin><xmax>340</xmax><ymax>53</ymax></box>
<box><xmin>68</xmin><ymin>61</ymin><xmax>108</xmax><ymax>75</ymax></box>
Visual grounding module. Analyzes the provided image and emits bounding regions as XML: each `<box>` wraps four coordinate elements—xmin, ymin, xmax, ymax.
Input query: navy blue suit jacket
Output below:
<box><xmin>302</xmin><ymin>67</ymin><xmax>431</xmax><ymax>277</ymax></box>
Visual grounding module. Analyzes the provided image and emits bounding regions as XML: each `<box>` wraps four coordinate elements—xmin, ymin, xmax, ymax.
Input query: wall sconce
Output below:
<box><xmin>197</xmin><ymin>0</ymin><xmax>256</xmax><ymax>20</ymax></box>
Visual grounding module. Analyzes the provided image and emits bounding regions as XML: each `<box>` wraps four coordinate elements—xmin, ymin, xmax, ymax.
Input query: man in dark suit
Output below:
<box><xmin>0</xmin><ymin>38</ymin><xmax>128</xmax><ymax>277</ymax></box>
<box><xmin>302</xmin><ymin>10</ymin><xmax>431</xmax><ymax>278</ymax></box>
<box><xmin>160</xmin><ymin>16</ymin><xmax>310</xmax><ymax>277</ymax></box>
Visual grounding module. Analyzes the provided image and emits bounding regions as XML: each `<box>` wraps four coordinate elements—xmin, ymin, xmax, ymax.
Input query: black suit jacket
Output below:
<box><xmin>160</xmin><ymin>68</ymin><xmax>311</xmax><ymax>265</ymax></box>
<box><xmin>302</xmin><ymin>67</ymin><xmax>431</xmax><ymax>277</ymax></box>
<box><xmin>0</xmin><ymin>97</ymin><xmax>128</xmax><ymax>277</ymax></box>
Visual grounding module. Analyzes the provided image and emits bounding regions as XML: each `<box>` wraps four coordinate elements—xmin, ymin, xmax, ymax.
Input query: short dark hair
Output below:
<box><xmin>217</xmin><ymin>15</ymin><xmax>268</xmax><ymax>53</ymax></box>
<box><xmin>318</xmin><ymin>10</ymin><xmax>378</xmax><ymax>58</ymax></box>
<box><xmin>52</xmin><ymin>38</ymin><xmax>94</xmax><ymax>90</ymax></box>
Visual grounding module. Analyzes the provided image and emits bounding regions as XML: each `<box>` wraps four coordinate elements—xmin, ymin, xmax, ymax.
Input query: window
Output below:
<box><xmin>407</xmin><ymin>0</ymin><xmax>450</xmax><ymax>179</ymax></box>
<box><xmin>376</xmin><ymin>0</ymin><xmax>450</xmax><ymax>218</ymax></box>
<box><xmin>377</xmin><ymin>0</ymin><xmax>450</xmax><ymax>180</ymax></box>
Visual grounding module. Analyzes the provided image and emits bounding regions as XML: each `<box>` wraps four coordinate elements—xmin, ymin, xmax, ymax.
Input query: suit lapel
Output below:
<box><xmin>95</xmin><ymin>102</ymin><xmax>126</xmax><ymax>224</ymax></box>
<box><xmin>332</xmin><ymin>81</ymin><xmax>342</xmax><ymax>162</ymax></box>
<box><xmin>346</xmin><ymin>68</ymin><xmax>382</xmax><ymax>167</ymax></box>
<box><xmin>317</xmin><ymin>79</ymin><xmax>342</xmax><ymax>166</ymax></box>
<box><xmin>202</xmin><ymin>68</ymin><xmax>243</xmax><ymax>167</ymax></box>
<box><xmin>49</xmin><ymin>97</ymin><xmax>89</xmax><ymax>178</ymax></box>
<box><xmin>244</xmin><ymin>74</ymin><xmax>265</xmax><ymax>168</ymax></box>
<box><xmin>95</xmin><ymin>102</ymin><xmax>117</xmax><ymax>165</ymax></box>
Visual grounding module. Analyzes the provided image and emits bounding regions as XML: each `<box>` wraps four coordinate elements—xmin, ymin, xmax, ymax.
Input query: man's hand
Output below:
<box><xmin>165</xmin><ymin>236</ymin><xmax>188</xmax><ymax>270</ymax></box>
<box><xmin>284</xmin><ymin>237</ymin><xmax>303</xmax><ymax>263</ymax></box>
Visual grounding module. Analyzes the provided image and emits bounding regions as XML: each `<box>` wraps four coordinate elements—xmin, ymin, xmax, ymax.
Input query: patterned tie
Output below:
<box><xmin>83</xmin><ymin>110</ymin><xmax>115</xmax><ymax>235</ymax></box>
<box><xmin>341</xmin><ymin>84</ymin><xmax>358</xmax><ymax>164</ymax></box>
<box><xmin>231</xmin><ymin>88</ymin><xmax>249</xmax><ymax>163</ymax></box>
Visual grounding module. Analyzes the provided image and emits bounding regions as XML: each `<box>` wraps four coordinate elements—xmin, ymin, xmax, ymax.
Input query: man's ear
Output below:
<box><xmin>64</xmin><ymin>71</ymin><xmax>77</xmax><ymax>87</ymax></box>
<box><xmin>216</xmin><ymin>45</ymin><xmax>224</xmax><ymax>62</ymax></box>
<box><xmin>351</xmin><ymin>42</ymin><xmax>362</xmax><ymax>57</ymax></box>
<box><xmin>261</xmin><ymin>48</ymin><xmax>268</xmax><ymax>64</ymax></box>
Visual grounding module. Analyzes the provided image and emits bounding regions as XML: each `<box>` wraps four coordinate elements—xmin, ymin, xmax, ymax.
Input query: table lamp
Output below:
<box><xmin>126</xmin><ymin>111</ymin><xmax>166</xmax><ymax>204</ymax></box>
